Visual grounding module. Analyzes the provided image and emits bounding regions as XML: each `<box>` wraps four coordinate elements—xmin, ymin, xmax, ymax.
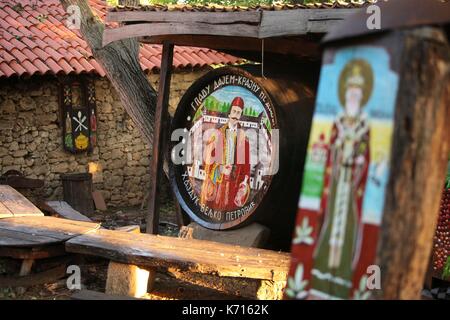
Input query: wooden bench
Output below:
<box><xmin>65</xmin><ymin>228</ymin><xmax>290</xmax><ymax>299</ymax></box>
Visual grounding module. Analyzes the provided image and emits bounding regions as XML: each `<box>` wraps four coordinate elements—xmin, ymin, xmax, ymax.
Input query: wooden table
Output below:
<box><xmin>0</xmin><ymin>185</ymin><xmax>100</xmax><ymax>288</ymax></box>
<box><xmin>0</xmin><ymin>185</ymin><xmax>43</xmax><ymax>219</ymax></box>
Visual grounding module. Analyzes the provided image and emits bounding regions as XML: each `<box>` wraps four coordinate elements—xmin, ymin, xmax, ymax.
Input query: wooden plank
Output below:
<box><xmin>71</xmin><ymin>289</ymin><xmax>143</xmax><ymax>300</ymax></box>
<box><xmin>0</xmin><ymin>216</ymin><xmax>100</xmax><ymax>247</ymax></box>
<box><xmin>103</xmin><ymin>8</ymin><xmax>358</xmax><ymax>45</ymax></box>
<box><xmin>137</xmin><ymin>34</ymin><xmax>321</xmax><ymax>60</ymax></box>
<box><xmin>146</xmin><ymin>42</ymin><xmax>174</xmax><ymax>235</ymax></box>
<box><xmin>0</xmin><ymin>231</ymin><xmax>56</xmax><ymax>246</ymax></box>
<box><xmin>66</xmin><ymin>228</ymin><xmax>290</xmax><ymax>281</ymax></box>
<box><xmin>45</xmin><ymin>201</ymin><xmax>93</xmax><ymax>222</ymax></box>
<box><xmin>92</xmin><ymin>191</ymin><xmax>107</xmax><ymax>211</ymax></box>
<box><xmin>102</xmin><ymin>22</ymin><xmax>259</xmax><ymax>46</ymax></box>
<box><xmin>106</xmin><ymin>10</ymin><xmax>262</xmax><ymax>24</ymax></box>
<box><xmin>0</xmin><ymin>185</ymin><xmax>43</xmax><ymax>217</ymax></box>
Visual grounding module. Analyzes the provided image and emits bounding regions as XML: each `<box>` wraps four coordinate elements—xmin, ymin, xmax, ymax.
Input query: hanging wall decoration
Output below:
<box><xmin>60</xmin><ymin>77</ymin><xmax>97</xmax><ymax>153</ymax></box>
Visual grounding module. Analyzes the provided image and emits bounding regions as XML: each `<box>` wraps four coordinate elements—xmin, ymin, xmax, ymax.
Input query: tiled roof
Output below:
<box><xmin>110</xmin><ymin>1</ymin><xmax>377</xmax><ymax>12</ymax></box>
<box><xmin>0</xmin><ymin>0</ymin><xmax>242</xmax><ymax>78</ymax></box>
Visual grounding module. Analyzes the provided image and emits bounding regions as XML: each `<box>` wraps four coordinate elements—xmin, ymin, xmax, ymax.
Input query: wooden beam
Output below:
<box><xmin>146</xmin><ymin>42</ymin><xmax>174</xmax><ymax>235</ymax></box>
<box><xmin>65</xmin><ymin>228</ymin><xmax>291</xmax><ymax>281</ymax></box>
<box><xmin>103</xmin><ymin>22</ymin><xmax>259</xmax><ymax>46</ymax></box>
<box><xmin>259</xmin><ymin>8</ymin><xmax>355</xmax><ymax>38</ymax></box>
<box><xmin>140</xmin><ymin>35</ymin><xmax>321</xmax><ymax>60</ymax></box>
<box><xmin>102</xmin><ymin>8</ymin><xmax>357</xmax><ymax>46</ymax></box>
<box><xmin>106</xmin><ymin>10</ymin><xmax>262</xmax><ymax>24</ymax></box>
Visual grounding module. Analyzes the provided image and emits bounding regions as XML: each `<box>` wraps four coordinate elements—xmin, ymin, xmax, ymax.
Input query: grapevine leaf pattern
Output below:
<box><xmin>285</xmin><ymin>264</ymin><xmax>309</xmax><ymax>299</ymax></box>
<box><xmin>293</xmin><ymin>217</ymin><xmax>314</xmax><ymax>245</ymax></box>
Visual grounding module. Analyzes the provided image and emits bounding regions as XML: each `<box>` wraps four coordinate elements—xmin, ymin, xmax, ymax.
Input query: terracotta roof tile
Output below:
<box><xmin>0</xmin><ymin>0</ymin><xmax>242</xmax><ymax>78</ymax></box>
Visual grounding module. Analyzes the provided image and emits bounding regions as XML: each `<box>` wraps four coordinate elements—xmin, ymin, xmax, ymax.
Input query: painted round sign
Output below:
<box><xmin>170</xmin><ymin>67</ymin><xmax>278</xmax><ymax>230</ymax></box>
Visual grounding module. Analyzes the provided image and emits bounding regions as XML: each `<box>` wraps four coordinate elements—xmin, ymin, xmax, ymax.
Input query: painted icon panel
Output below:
<box><xmin>287</xmin><ymin>46</ymin><xmax>399</xmax><ymax>300</ymax></box>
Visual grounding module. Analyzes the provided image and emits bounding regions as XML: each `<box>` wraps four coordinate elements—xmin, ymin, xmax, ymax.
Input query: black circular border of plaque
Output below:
<box><xmin>169</xmin><ymin>67</ymin><xmax>278</xmax><ymax>230</ymax></box>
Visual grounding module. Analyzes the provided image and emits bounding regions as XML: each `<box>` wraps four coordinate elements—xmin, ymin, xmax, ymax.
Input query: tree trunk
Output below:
<box><xmin>59</xmin><ymin>0</ymin><xmax>157</xmax><ymax>145</ymax></box>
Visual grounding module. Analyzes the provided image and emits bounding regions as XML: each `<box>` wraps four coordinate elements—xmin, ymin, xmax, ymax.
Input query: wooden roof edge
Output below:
<box><xmin>102</xmin><ymin>8</ymin><xmax>359</xmax><ymax>48</ymax></box>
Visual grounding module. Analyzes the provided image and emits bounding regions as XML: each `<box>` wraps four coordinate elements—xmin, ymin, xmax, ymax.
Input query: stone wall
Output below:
<box><xmin>0</xmin><ymin>68</ymin><xmax>208</xmax><ymax>207</ymax></box>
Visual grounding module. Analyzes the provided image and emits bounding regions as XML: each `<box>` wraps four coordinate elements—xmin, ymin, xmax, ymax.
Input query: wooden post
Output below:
<box><xmin>375</xmin><ymin>27</ymin><xmax>450</xmax><ymax>299</ymax></box>
<box><xmin>286</xmin><ymin>26</ymin><xmax>449</xmax><ymax>300</ymax></box>
<box><xmin>146</xmin><ymin>42</ymin><xmax>174</xmax><ymax>234</ymax></box>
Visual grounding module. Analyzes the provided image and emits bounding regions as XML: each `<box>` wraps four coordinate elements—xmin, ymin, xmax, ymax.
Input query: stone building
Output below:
<box><xmin>0</xmin><ymin>0</ymin><xmax>240</xmax><ymax>207</ymax></box>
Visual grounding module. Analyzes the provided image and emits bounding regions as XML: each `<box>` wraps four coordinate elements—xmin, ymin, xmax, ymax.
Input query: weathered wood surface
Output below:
<box><xmin>65</xmin><ymin>228</ymin><xmax>290</xmax><ymax>281</ymax></box>
<box><xmin>179</xmin><ymin>222</ymin><xmax>270</xmax><ymax>248</ymax></box>
<box><xmin>92</xmin><ymin>190</ymin><xmax>107</xmax><ymax>211</ymax></box>
<box><xmin>141</xmin><ymin>35</ymin><xmax>320</xmax><ymax>60</ymax></box>
<box><xmin>0</xmin><ymin>185</ymin><xmax>43</xmax><ymax>219</ymax></box>
<box><xmin>146</xmin><ymin>42</ymin><xmax>174</xmax><ymax>235</ymax></box>
<box><xmin>375</xmin><ymin>27</ymin><xmax>450</xmax><ymax>299</ymax></box>
<box><xmin>103</xmin><ymin>22</ymin><xmax>260</xmax><ymax>46</ymax></box>
<box><xmin>106</xmin><ymin>10</ymin><xmax>262</xmax><ymax>24</ymax></box>
<box><xmin>259</xmin><ymin>9</ymin><xmax>355</xmax><ymax>37</ymax></box>
<box><xmin>0</xmin><ymin>216</ymin><xmax>100</xmax><ymax>247</ymax></box>
<box><xmin>44</xmin><ymin>201</ymin><xmax>93</xmax><ymax>222</ymax></box>
<box><xmin>103</xmin><ymin>8</ymin><xmax>356</xmax><ymax>46</ymax></box>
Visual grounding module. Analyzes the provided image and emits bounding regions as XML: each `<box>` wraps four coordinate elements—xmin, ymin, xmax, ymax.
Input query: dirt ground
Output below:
<box><xmin>0</xmin><ymin>203</ymin><xmax>246</xmax><ymax>300</ymax></box>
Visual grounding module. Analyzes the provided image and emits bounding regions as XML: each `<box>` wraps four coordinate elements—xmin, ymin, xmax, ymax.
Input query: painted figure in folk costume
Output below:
<box><xmin>311</xmin><ymin>60</ymin><xmax>372</xmax><ymax>298</ymax></box>
<box><xmin>200</xmin><ymin>97</ymin><xmax>251</xmax><ymax>211</ymax></box>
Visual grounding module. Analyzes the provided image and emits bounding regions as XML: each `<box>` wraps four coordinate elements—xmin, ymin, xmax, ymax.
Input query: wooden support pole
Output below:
<box><xmin>146</xmin><ymin>41</ymin><xmax>174</xmax><ymax>235</ymax></box>
<box><xmin>375</xmin><ymin>27</ymin><xmax>450</xmax><ymax>299</ymax></box>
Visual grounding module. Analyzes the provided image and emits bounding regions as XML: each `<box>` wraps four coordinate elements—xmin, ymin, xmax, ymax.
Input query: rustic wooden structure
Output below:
<box><xmin>103</xmin><ymin>3</ymin><xmax>364</xmax><ymax>60</ymax></box>
<box><xmin>286</xmin><ymin>0</ymin><xmax>450</xmax><ymax>300</ymax></box>
<box><xmin>0</xmin><ymin>213</ymin><xmax>100</xmax><ymax>288</ymax></box>
<box><xmin>61</xmin><ymin>173</ymin><xmax>95</xmax><ymax>215</ymax></box>
<box><xmin>65</xmin><ymin>227</ymin><xmax>290</xmax><ymax>299</ymax></box>
<box><xmin>0</xmin><ymin>185</ymin><xmax>44</xmax><ymax>219</ymax></box>
<box><xmin>102</xmin><ymin>3</ymin><xmax>369</xmax><ymax>238</ymax></box>
<box><xmin>43</xmin><ymin>201</ymin><xmax>93</xmax><ymax>222</ymax></box>
<box><xmin>146</xmin><ymin>42</ymin><xmax>174</xmax><ymax>235</ymax></box>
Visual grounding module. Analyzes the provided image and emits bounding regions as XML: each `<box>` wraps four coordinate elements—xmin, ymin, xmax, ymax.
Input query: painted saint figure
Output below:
<box><xmin>200</xmin><ymin>96</ymin><xmax>251</xmax><ymax>212</ymax></box>
<box><xmin>311</xmin><ymin>61</ymin><xmax>373</xmax><ymax>299</ymax></box>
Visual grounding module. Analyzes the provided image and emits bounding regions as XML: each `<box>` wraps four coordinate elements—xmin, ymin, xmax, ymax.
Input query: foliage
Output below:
<box><xmin>446</xmin><ymin>159</ymin><xmax>450</xmax><ymax>189</ymax></box>
<box><xmin>443</xmin><ymin>256</ymin><xmax>450</xmax><ymax>280</ymax></box>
